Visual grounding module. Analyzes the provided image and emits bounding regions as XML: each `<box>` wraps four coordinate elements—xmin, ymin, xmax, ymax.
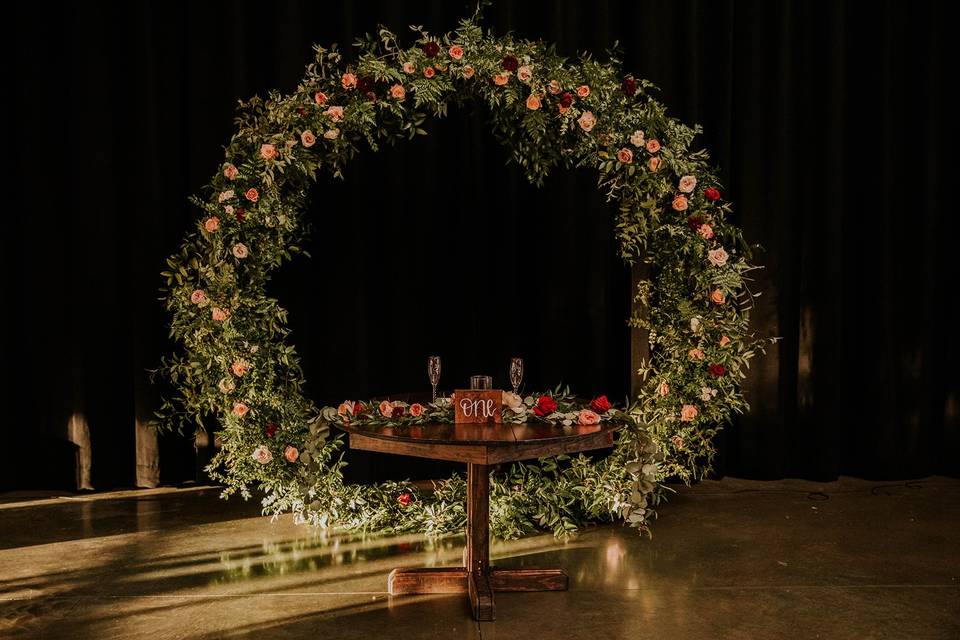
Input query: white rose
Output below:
<box><xmin>630</xmin><ymin>130</ymin><xmax>645</xmax><ymax>147</ymax></box>
<box><xmin>502</xmin><ymin>391</ymin><xmax>524</xmax><ymax>413</ymax></box>
<box><xmin>690</xmin><ymin>317</ymin><xmax>702</xmax><ymax>333</ymax></box>
<box><xmin>708</xmin><ymin>247</ymin><xmax>729</xmax><ymax>267</ymax></box>
<box><xmin>700</xmin><ymin>386</ymin><xmax>718</xmax><ymax>402</ymax></box>
<box><xmin>218</xmin><ymin>190</ymin><xmax>234</xmax><ymax>203</ymax></box>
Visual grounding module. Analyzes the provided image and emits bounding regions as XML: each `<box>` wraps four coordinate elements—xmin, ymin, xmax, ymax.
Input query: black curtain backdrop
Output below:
<box><xmin>2</xmin><ymin>1</ymin><xmax>955</xmax><ymax>491</ymax></box>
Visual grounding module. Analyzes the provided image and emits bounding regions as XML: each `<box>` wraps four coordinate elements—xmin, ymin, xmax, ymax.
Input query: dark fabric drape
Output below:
<box><xmin>2</xmin><ymin>0</ymin><xmax>954</xmax><ymax>490</ymax></box>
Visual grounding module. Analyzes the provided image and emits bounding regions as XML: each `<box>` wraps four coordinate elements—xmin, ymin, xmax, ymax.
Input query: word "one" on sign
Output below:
<box><xmin>454</xmin><ymin>390</ymin><xmax>503</xmax><ymax>424</ymax></box>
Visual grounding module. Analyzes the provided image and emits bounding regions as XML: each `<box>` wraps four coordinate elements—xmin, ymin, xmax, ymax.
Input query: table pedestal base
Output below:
<box><xmin>388</xmin><ymin>567</ymin><xmax>568</xmax><ymax>620</ymax></box>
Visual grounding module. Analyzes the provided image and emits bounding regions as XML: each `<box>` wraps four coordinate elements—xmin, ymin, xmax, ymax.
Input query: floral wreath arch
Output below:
<box><xmin>157</xmin><ymin>13</ymin><xmax>766</xmax><ymax>539</ymax></box>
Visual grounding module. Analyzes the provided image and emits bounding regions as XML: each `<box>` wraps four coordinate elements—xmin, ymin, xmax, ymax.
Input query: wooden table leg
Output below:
<box><xmin>466</xmin><ymin>462</ymin><xmax>494</xmax><ymax>620</ymax></box>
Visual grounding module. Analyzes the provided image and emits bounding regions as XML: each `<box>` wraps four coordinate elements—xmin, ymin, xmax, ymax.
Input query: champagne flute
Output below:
<box><xmin>428</xmin><ymin>356</ymin><xmax>442</xmax><ymax>403</ymax></box>
<box><xmin>509</xmin><ymin>357</ymin><xmax>524</xmax><ymax>395</ymax></box>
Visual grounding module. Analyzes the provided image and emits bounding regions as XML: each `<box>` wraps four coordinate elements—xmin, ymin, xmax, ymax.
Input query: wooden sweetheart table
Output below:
<box><xmin>338</xmin><ymin>419</ymin><xmax>623</xmax><ymax>621</ymax></box>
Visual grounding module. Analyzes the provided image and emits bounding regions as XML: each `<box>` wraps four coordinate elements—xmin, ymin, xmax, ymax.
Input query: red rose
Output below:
<box><xmin>559</xmin><ymin>92</ymin><xmax>573</xmax><ymax>108</ymax></box>
<box><xmin>590</xmin><ymin>395</ymin><xmax>612</xmax><ymax>413</ymax></box>
<box><xmin>686</xmin><ymin>215</ymin><xmax>703</xmax><ymax>230</ymax></box>
<box><xmin>533</xmin><ymin>395</ymin><xmax>558</xmax><ymax>417</ymax></box>
<box><xmin>265</xmin><ymin>423</ymin><xmax>278</xmax><ymax>438</ymax></box>
<box><xmin>235</xmin><ymin>207</ymin><xmax>246</xmax><ymax>221</ymax></box>
<box><xmin>397</xmin><ymin>492</ymin><xmax>413</xmax><ymax>507</ymax></box>
<box><xmin>353</xmin><ymin>401</ymin><xmax>363</xmax><ymax>415</ymax></box>
<box><xmin>391</xmin><ymin>405</ymin><xmax>405</xmax><ymax>418</ymax></box>
<box><xmin>704</xmin><ymin>187</ymin><xmax>721</xmax><ymax>202</ymax></box>
<box><xmin>709</xmin><ymin>363</ymin><xmax>726</xmax><ymax>377</ymax></box>
<box><xmin>421</xmin><ymin>41</ymin><xmax>440</xmax><ymax>58</ymax></box>
<box><xmin>502</xmin><ymin>55</ymin><xmax>519</xmax><ymax>72</ymax></box>
<box><xmin>622</xmin><ymin>76</ymin><xmax>637</xmax><ymax>97</ymax></box>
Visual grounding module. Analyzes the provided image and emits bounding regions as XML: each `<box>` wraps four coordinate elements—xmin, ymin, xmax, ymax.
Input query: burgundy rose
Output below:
<box><xmin>686</xmin><ymin>215</ymin><xmax>703</xmax><ymax>230</ymax></box>
<box><xmin>356</xmin><ymin>75</ymin><xmax>375</xmax><ymax>94</ymax></box>
<box><xmin>353</xmin><ymin>401</ymin><xmax>363</xmax><ymax>416</ymax></box>
<box><xmin>591</xmin><ymin>395</ymin><xmax>613</xmax><ymax>413</ymax></box>
<box><xmin>235</xmin><ymin>207</ymin><xmax>246</xmax><ymax>222</ymax></box>
<box><xmin>559</xmin><ymin>92</ymin><xmax>574</xmax><ymax>108</ymax></box>
<box><xmin>622</xmin><ymin>76</ymin><xmax>637</xmax><ymax>97</ymax></box>
<box><xmin>502</xmin><ymin>55</ymin><xmax>519</xmax><ymax>72</ymax></box>
<box><xmin>295</xmin><ymin>107</ymin><xmax>305</xmax><ymax>116</ymax></box>
<box><xmin>533</xmin><ymin>395</ymin><xmax>558</xmax><ymax>417</ymax></box>
<box><xmin>397</xmin><ymin>492</ymin><xmax>413</xmax><ymax>507</ymax></box>
<box><xmin>265</xmin><ymin>423</ymin><xmax>279</xmax><ymax>438</ymax></box>
<box><xmin>704</xmin><ymin>187</ymin><xmax>721</xmax><ymax>202</ymax></box>
<box><xmin>708</xmin><ymin>364</ymin><xmax>726</xmax><ymax>377</ymax></box>
<box><xmin>421</xmin><ymin>41</ymin><xmax>440</xmax><ymax>58</ymax></box>
<box><xmin>391</xmin><ymin>405</ymin><xmax>406</xmax><ymax>418</ymax></box>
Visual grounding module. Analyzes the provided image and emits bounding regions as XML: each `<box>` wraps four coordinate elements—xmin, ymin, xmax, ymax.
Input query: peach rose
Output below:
<box><xmin>409</xmin><ymin>403</ymin><xmax>424</xmax><ymax>417</ymax></box>
<box><xmin>679</xmin><ymin>175</ymin><xmax>697</xmax><ymax>193</ymax></box>
<box><xmin>233</xmin><ymin>402</ymin><xmax>249</xmax><ymax>417</ymax></box>
<box><xmin>232</xmin><ymin>243</ymin><xmax>249</xmax><ymax>259</ymax></box>
<box><xmin>672</xmin><ymin>195</ymin><xmax>689</xmax><ymax>211</ymax></box>
<box><xmin>547</xmin><ymin>80</ymin><xmax>561</xmax><ymax>94</ymax></box>
<box><xmin>720</xmin><ymin>335</ymin><xmax>731</xmax><ymax>347</ymax></box>
<box><xmin>337</xmin><ymin>401</ymin><xmax>355</xmax><ymax>417</ymax></box>
<box><xmin>680</xmin><ymin>404</ymin><xmax>698</xmax><ymax>422</ymax></box>
<box><xmin>379</xmin><ymin>400</ymin><xmax>394</xmax><ymax>417</ymax></box>
<box><xmin>260</xmin><ymin>144</ymin><xmax>277</xmax><ymax>161</ymax></box>
<box><xmin>190</xmin><ymin>289</ymin><xmax>208</xmax><ymax>306</ymax></box>
<box><xmin>252</xmin><ymin>445</ymin><xmax>272</xmax><ymax>464</ymax></box>
<box><xmin>710</xmin><ymin>290</ymin><xmax>726</xmax><ymax>305</ymax></box>
<box><xmin>314</xmin><ymin>91</ymin><xmax>328</xmax><ymax>105</ymax></box>
<box><xmin>204</xmin><ymin>217</ymin><xmax>220</xmax><ymax>233</ymax></box>
<box><xmin>341</xmin><ymin>73</ymin><xmax>357</xmax><ymax>89</ymax></box>
<box><xmin>658</xmin><ymin>381</ymin><xmax>670</xmax><ymax>396</ymax></box>
<box><xmin>217</xmin><ymin>189</ymin><xmax>234</xmax><ymax>203</ymax></box>
<box><xmin>323</xmin><ymin>128</ymin><xmax>340</xmax><ymax>140</ymax></box>
<box><xmin>525</xmin><ymin>93</ymin><xmax>541</xmax><ymax>110</ymax></box>
<box><xmin>576</xmin><ymin>84</ymin><xmax>590</xmax><ymax>98</ymax></box>
<box><xmin>223</xmin><ymin>164</ymin><xmax>238</xmax><ymax>180</ymax></box>
<box><xmin>301</xmin><ymin>130</ymin><xmax>316</xmax><ymax>147</ymax></box>
<box><xmin>617</xmin><ymin>148</ymin><xmax>633</xmax><ymax>164</ymax></box>
<box><xmin>390</xmin><ymin>84</ymin><xmax>406</xmax><ymax>100</ymax></box>
<box><xmin>698</xmin><ymin>224</ymin><xmax>715</xmax><ymax>239</ymax></box>
<box><xmin>708</xmin><ymin>247</ymin><xmax>729</xmax><ymax>267</ymax></box>
<box><xmin>324</xmin><ymin>105</ymin><xmax>344</xmax><ymax>122</ymax></box>
<box><xmin>463</xmin><ymin>65</ymin><xmax>475</xmax><ymax>79</ymax></box>
<box><xmin>688</xmin><ymin>348</ymin><xmax>705</xmax><ymax>361</ymax></box>
<box><xmin>648</xmin><ymin>156</ymin><xmax>661</xmax><ymax>171</ymax></box>
<box><xmin>493</xmin><ymin>73</ymin><xmax>509</xmax><ymax>86</ymax></box>
<box><xmin>578</xmin><ymin>111</ymin><xmax>596</xmax><ymax>132</ymax></box>
<box><xmin>630</xmin><ymin>130</ymin><xmax>645</xmax><ymax>147</ymax></box>
<box><xmin>448</xmin><ymin>45</ymin><xmax>464</xmax><ymax>60</ymax></box>
<box><xmin>231</xmin><ymin>359</ymin><xmax>250</xmax><ymax>377</ymax></box>
<box><xmin>424</xmin><ymin>67</ymin><xmax>436</xmax><ymax>78</ymax></box>
<box><xmin>218</xmin><ymin>377</ymin><xmax>235</xmax><ymax>394</ymax></box>
<box><xmin>283</xmin><ymin>445</ymin><xmax>299</xmax><ymax>463</ymax></box>
<box><xmin>517</xmin><ymin>65</ymin><xmax>533</xmax><ymax>82</ymax></box>
<box><xmin>212</xmin><ymin>307</ymin><xmax>230</xmax><ymax>322</ymax></box>
<box><xmin>646</xmin><ymin>139</ymin><xmax>661</xmax><ymax>153</ymax></box>
<box><xmin>671</xmin><ymin>435</ymin><xmax>685</xmax><ymax>449</ymax></box>
<box><xmin>402</xmin><ymin>61</ymin><xmax>416</xmax><ymax>74</ymax></box>
<box><xmin>578</xmin><ymin>409</ymin><xmax>601</xmax><ymax>426</ymax></box>
<box><xmin>244</xmin><ymin>188</ymin><xmax>259</xmax><ymax>202</ymax></box>
<box><xmin>558</xmin><ymin>105</ymin><xmax>569</xmax><ymax>115</ymax></box>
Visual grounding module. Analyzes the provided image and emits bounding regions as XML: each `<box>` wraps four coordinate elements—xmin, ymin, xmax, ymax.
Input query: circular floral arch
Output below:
<box><xmin>158</xmin><ymin>13</ymin><xmax>765</xmax><ymax>538</ymax></box>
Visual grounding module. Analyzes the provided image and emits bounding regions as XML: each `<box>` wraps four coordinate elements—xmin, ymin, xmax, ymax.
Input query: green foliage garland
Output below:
<box><xmin>156</xmin><ymin>12</ymin><xmax>767</xmax><ymax>539</ymax></box>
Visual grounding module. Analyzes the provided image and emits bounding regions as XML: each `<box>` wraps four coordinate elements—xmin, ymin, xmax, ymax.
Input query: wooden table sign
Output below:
<box><xmin>454</xmin><ymin>389</ymin><xmax>503</xmax><ymax>424</ymax></box>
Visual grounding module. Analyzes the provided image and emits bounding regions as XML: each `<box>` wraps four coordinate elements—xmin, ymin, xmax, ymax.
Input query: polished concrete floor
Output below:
<box><xmin>0</xmin><ymin>477</ymin><xmax>957</xmax><ymax>639</ymax></box>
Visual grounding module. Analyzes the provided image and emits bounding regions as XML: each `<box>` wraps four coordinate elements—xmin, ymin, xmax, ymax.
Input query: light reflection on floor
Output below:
<box><xmin>1</xmin><ymin>477</ymin><xmax>958</xmax><ymax>639</ymax></box>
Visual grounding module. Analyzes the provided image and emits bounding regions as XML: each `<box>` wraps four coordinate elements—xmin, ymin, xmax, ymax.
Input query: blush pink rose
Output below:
<box><xmin>314</xmin><ymin>91</ymin><xmax>328</xmax><ymax>105</ymax></box>
<box><xmin>323</xmin><ymin>128</ymin><xmax>340</xmax><ymax>140</ymax></box>
<box><xmin>224</xmin><ymin>205</ymin><xmax>234</xmax><ymax>216</ymax></box>
<box><xmin>212</xmin><ymin>307</ymin><xmax>230</xmax><ymax>322</ymax></box>
<box><xmin>463</xmin><ymin>65</ymin><xmax>475</xmax><ymax>79</ymax></box>
<box><xmin>658</xmin><ymin>381</ymin><xmax>670</xmax><ymax>396</ymax></box>
<box><xmin>301</xmin><ymin>130</ymin><xmax>316</xmax><ymax>147</ymax></box>
<box><xmin>245</xmin><ymin>188</ymin><xmax>259</xmax><ymax>202</ymax></box>
<box><xmin>493</xmin><ymin>73</ymin><xmax>509</xmax><ymax>85</ymax></box>
<box><xmin>233</xmin><ymin>402</ymin><xmax>249</xmax><ymax>417</ymax></box>
<box><xmin>283</xmin><ymin>445</ymin><xmax>299</xmax><ymax>463</ymax></box>
<box><xmin>578</xmin><ymin>111</ymin><xmax>596</xmax><ymax>132</ymax></box>
<box><xmin>402</xmin><ymin>61</ymin><xmax>416</xmax><ymax>74</ymax></box>
<box><xmin>617</xmin><ymin>148</ymin><xmax>633</xmax><ymax>164</ymax></box>
<box><xmin>698</xmin><ymin>224</ymin><xmax>715</xmax><ymax>239</ymax></box>
<box><xmin>190</xmin><ymin>289</ymin><xmax>208</xmax><ymax>306</ymax></box>
<box><xmin>517</xmin><ymin>65</ymin><xmax>533</xmax><ymax>82</ymax></box>
<box><xmin>231</xmin><ymin>359</ymin><xmax>250</xmax><ymax>377</ymax></box>
<box><xmin>341</xmin><ymin>73</ymin><xmax>357</xmax><ymax>89</ymax></box>
<box><xmin>547</xmin><ymin>80</ymin><xmax>561</xmax><ymax>94</ymax></box>
<box><xmin>578</xmin><ymin>409</ymin><xmax>601</xmax><ymax>426</ymax></box>
<box><xmin>204</xmin><ymin>217</ymin><xmax>220</xmax><ymax>233</ymax></box>
<box><xmin>252</xmin><ymin>445</ymin><xmax>272</xmax><ymax>464</ymax></box>
<box><xmin>525</xmin><ymin>93</ymin><xmax>541</xmax><ymax>110</ymax></box>
<box><xmin>680</xmin><ymin>404</ymin><xmax>698</xmax><ymax>422</ymax></box>
<box><xmin>576</xmin><ymin>85</ymin><xmax>590</xmax><ymax>98</ymax></box>
<box><xmin>379</xmin><ymin>400</ymin><xmax>394</xmax><ymax>417</ymax></box>
<box><xmin>720</xmin><ymin>335</ymin><xmax>731</xmax><ymax>347</ymax></box>
<box><xmin>708</xmin><ymin>247</ymin><xmax>729</xmax><ymax>267</ymax></box>
<box><xmin>448</xmin><ymin>45</ymin><xmax>464</xmax><ymax>60</ymax></box>
<box><xmin>672</xmin><ymin>195</ymin><xmax>689</xmax><ymax>211</ymax></box>
<box><xmin>223</xmin><ymin>164</ymin><xmax>238</xmax><ymax>180</ymax></box>
<box><xmin>390</xmin><ymin>84</ymin><xmax>406</xmax><ymax>100</ymax></box>
<box><xmin>646</xmin><ymin>139</ymin><xmax>661</xmax><ymax>153</ymax></box>
<box><xmin>679</xmin><ymin>175</ymin><xmax>697</xmax><ymax>193</ymax></box>
<box><xmin>710</xmin><ymin>290</ymin><xmax>726</xmax><ymax>305</ymax></box>
<box><xmin>217</xmin><ymin>190</ymin><xmax>234</xmax><ymax>203</ymax></box>
<box><xmin>260</xmin><ymin>144</ymin><xmax>277</xmax><ymax>161</ymax></box>
<box><xmin>324</xmin><ymin>106</ymin><xmax>344</xmax><ymax>122</ymax></box>
<box><xmin>232</xmin><ymin>243</ymin><xmax>249</xmax><ymax>259</ymax></box>
<box><xmin>409</xmin><ymin>403</ymin><xmax>425</xmax><ymax>417</ymax></box>
<box><xmin>688</xmin><ymin>348</ymin><xmax>705</xmax><ymax>361</ymax></box>
<box><xmin>671</xmin><ymin>435</ymin><xmax>685</xmax><ymax>449</ymax></box>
